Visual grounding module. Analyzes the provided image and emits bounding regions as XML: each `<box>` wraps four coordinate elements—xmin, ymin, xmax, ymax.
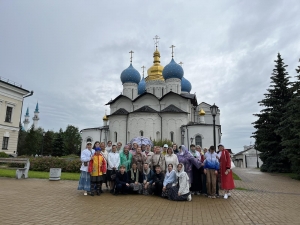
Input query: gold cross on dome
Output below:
<box><xmin>170</xmin><ymin>45</ymin><xmax>175</xmax><ymax>58</ymax></box>
<box><xmin>141</xmin><ymin>66</ymin><xmax>146</xmax><ymax>77</ymax></box>
<box><xmin>129</xmin><ymin>50</ymin><xmax>134</xmax><ymax>63</ymax></box>
<box><xmin>153</xmin><ymin>35</ymin><xmax>160</xmax><ymax>49</ymax></box>
<box><xmin>179</xmin><ymin>61</ymin><xmax>183</xmax><ymax>67</ymax></box>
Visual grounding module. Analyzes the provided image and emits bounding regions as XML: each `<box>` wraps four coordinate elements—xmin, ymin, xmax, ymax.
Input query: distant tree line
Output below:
<box><xmin>252</xmin><ymin>53</ymin><xmax>300</xmax><ymax>178</ymax></box>
<box><xmin>17</xmin><ymin>125</ymin><xmax>82</xmax><ymax>157</ymax></box>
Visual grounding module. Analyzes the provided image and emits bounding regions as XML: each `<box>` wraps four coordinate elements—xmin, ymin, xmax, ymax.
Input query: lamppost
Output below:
<box><xmin>210</xmin><ymin>103</ymin><xmax>219</xmax><ymax>151</ymax></box>
<box><xmin>256</xmin><ymin>148</ymin><xmax>259</xmax><ymax>168</ymax></box>
<box><xmin>181</xmin><ymin>127</ymin><xmax>185</xmax><ymax>145</ymax></box>
<box><xmin>41</xmin><ymin>131</ymin><xmax>46</xmax><ymax>156</ymax></box>
<box><xmin>190</xmin><ymin>137</ymin><xmax>194</xmax><ymax>144</ymax></box>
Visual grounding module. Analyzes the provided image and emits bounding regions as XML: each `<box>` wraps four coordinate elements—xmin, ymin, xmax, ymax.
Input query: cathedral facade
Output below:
<box><xmin>80</xmin><ymin>42</ymin><xmax>221</xmax><ymax>150</ymax></box>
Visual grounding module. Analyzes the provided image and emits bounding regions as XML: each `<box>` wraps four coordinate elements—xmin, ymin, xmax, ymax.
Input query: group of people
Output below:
<box><xmin>77</xmin><ymin>140</ymin><xmax>235</xmax><ymax>201</ymax></box>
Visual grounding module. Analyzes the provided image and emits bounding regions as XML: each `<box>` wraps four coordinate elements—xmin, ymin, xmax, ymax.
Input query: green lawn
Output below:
<box><xmin>0</xmin><ymin>168</ymin><xmax>80</xmax><ymax>180</ymax></box>
<box><xmin>233</xmin><ymin>172</ymin><xmax>241</xmax><ymax>180</ymax></box>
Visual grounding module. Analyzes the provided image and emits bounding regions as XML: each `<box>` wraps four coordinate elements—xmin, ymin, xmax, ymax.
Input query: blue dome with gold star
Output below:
<box><xmin>181</xmin><ymin>77</ymin><xmax>192</xmax><ymax>93</ymax></box>
<box><xmin>162</xmin><ymin>58</ymin><xmax>184</xmax><ymax>80</ymax></box>
<box><xmin>120</xmin><ymin>64</ymin><xmax>141</xmax><ymax>84</ymax></box>
<box><xmin>138</xmin><ymin>77</ymin><xmax>146</xmax><ymax>95</ymax></box>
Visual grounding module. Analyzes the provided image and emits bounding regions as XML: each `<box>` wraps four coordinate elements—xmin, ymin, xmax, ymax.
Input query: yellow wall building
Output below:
<box><xmin>0</xmin><ymin>79</ymin><xmax>32</xmax><ymax>156</ymax></box>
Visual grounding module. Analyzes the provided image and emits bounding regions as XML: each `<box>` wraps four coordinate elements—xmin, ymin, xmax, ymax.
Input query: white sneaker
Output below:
<box><xmin>191</xmin><ymin>191</ymin><xmax>195</xmax><ymax>195</ymax></box>
<box><xmin>83</xmin><ymin>191</ymin><xmax>87</xmax><ymax>196</ymax></box>
<box><xmin>196</xmin><ymin>192</ymin><xmax>201</xmax><ymax>195</ymax></box>
<box><xmin>224</xmin><ymin>193</ymin><xmax>228</xmax><ymax>199</ymax></box>
<box><xmin>228</xmin><ymin>193</ymin><xmax>231</xmax><ymax>197</ymax></box>
<box><xmin>187</xmin><ymin>194</ymin><xmax>192</xmax><ymax>201</ymax></box>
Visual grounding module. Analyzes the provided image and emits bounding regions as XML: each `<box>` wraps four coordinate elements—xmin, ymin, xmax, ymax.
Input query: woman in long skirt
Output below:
<box><xmin>161</xmin><ymin>164</ymin><xmax>176</xmax><ymax>198</ymax></box>
<box><xmin>217</xmin><ymin>143</ymin><xmax>235</xmax><ymax>199</ymax></box>
<box><xmin>168</xmin><ymin>163</ymin><xmax>192</xmax><ymax>201</ymax></box>
<box><xmin>78</xmin><ymin>142</ymin><xmax>94</xmax><ymax>195</ymax></box>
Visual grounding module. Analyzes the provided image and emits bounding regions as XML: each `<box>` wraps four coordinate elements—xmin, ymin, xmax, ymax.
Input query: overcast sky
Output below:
<box><xmin>1</xmin><ymin>0</ymin><xmax>300</xmax><ymax>153</ymax></box>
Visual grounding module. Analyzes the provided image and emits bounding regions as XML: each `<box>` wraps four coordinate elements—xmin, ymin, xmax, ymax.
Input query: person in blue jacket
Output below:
<box><xmin>203</xmin><ymin>146</ymin><xmax>220</xmax><ymax>199</ymax></box>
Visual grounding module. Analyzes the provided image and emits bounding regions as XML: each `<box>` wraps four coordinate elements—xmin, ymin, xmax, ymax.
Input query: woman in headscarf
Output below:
<box><xmin>100</xmin><ymin>142</ymin><xmax>109</xmax><ymax>191</ymax></box>
<box><xmin>217</xmin><ymin>143</ymin><xmax>235</xmax><ymax>199</ymax></box>
<box><xmin>189</xmin><ymin>144</ymin><xmax>202</xmax><ymax>195</ymax></box>
<box><xmin>127</xmin><ymin>163</ymin><xmax>143</xmax><ymax>194</ymax></box>
<box><xmin>161</xmin><ymin>163</ymin><xmax>176</xmax><ymax>198</ymax></box>
<box><xmin>132</xmin><ymin>147</ymin><xmax>146</xmax><ymax>172</ymax></box>
<box><xmin>165</xmin><ymin>147</ymin><xmax>179</xmax><ymax>170</ymax></box>
<box><xmin>168</xmin><ymin>163</ymin><xmax>192</xmax><ymax>201</ymax></box>
<box><xmin>119</xmin><ymin>145</ymin><xmax>132</xmax><ymax>171</ymax></box>
<box><xmin>177</xmin><ymin>145</ymin><xmax>201</xmax><ymax>186</ymax></box>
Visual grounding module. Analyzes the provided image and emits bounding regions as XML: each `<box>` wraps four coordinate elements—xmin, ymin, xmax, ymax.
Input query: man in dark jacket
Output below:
<box><xmin>151</xmin><ymin>165</ymin><xmax>165</xmax><ymax>196</ymax></box>
<box><xmin>115</xmin><ymin>165</ymin><xmax>129</xmax><ymax>195</ymax></box>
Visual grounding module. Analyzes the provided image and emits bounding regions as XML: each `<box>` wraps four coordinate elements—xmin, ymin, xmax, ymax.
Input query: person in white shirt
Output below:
<box><xmin>77</xmin><ymin>142</ymin><xmax>95</xmax><ymax>195</ymax></box>
<box><xmin>107</xmin><ymin>144</ymin><xmax>120</xmax><ymax>193</ymax></box>
<box><xmin>145</xmin><ymin>144</ymin><xmax>154</xmax><ymax>167</ymax></box>
<box><xmin>165</xmin><ymin>147</ymin><xmax>179</xmax><ymax>171</ymax></box>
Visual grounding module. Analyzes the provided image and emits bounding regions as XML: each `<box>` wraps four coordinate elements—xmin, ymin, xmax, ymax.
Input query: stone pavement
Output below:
<box><xmin>0</xmin><ymin>168</ymin><xmax>299</xmax><ymax>225</ymax></box>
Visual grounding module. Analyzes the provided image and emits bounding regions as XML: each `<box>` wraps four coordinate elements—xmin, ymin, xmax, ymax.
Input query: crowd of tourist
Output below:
<box><xmin>77</xmin><ymin>141</ymin><xmax>235</xmax><ymax>201</ymax></box>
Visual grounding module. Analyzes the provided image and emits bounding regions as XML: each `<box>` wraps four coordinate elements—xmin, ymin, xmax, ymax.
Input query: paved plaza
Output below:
<box><xmin>1</xmin><ymin>168</ymin><xmax>300</xmax><ymax>225</ymax></box>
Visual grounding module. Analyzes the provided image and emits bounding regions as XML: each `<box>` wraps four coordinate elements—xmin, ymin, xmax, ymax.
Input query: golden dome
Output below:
<box><xmin>145</xmin><ymin>49</ymin><xmax>164</xmax><ymax>81</ymax></box>
<box><xmin>199</xmin><ymin>108</ymin><xmax>205</xmax><ymax>116</ymax></box>
<box><xmin>103</xmin><ymin>114</ymin><xmax>108</xmax><ymax>121</ymax></box>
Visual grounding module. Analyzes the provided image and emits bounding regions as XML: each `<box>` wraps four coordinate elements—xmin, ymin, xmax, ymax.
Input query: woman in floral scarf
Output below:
<box><xmin>132</xmin><ymin>147</ymin><xmax>146</xmax><ymax>172</ymax></box>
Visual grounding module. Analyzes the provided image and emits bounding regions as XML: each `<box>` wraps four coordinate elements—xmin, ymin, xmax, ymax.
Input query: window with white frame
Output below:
<box><xmin>2</xmin><ymin>137</ymin><xmax>9</xmax><ymax>149</ymax></box>
<box><xmin>195</xmin><ymin>135</ymin><xmax>202</xmax><ymax>147</ymax></box>
<box><xmin>5</xmin><ymin>106</ymin><xmax>13</xmax><ymax>122</ymax></box>
<box><xmin>170</xmin><ymin>132</ymin><xmax>174</xmax><ymax>142</ymax></box>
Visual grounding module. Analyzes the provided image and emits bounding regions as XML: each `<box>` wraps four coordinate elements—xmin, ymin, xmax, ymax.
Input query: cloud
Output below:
<box><xmin>1</xmin><ymin>0</ymin><xmax>300</xmax><ymax>153</ymax></box>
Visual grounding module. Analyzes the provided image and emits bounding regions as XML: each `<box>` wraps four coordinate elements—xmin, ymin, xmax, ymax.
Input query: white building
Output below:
<box><xmin>80</xmin><ymin>42</ymin><xmax>222</xmax><ymax>150</ymax></box>
<box><xmin>22</xmin><ymin>103</ymin><xmax>40</xmax><ymax>131</ymax></box>
<box><xmin>233</xmin><ymin>145</ymin><xmax>263</xmax><ymax>168</ymax></box>
<box><xmin>0</xmin><ymin>78</ymin><xmax>32</xmax><ymax>156</ymax></box>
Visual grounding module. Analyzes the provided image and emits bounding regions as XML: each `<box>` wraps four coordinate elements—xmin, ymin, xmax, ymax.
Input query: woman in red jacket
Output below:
<box><xmin>217</xmin><ymin>143</ymin><xmax>235</xmax><ymax>199</ymax></box>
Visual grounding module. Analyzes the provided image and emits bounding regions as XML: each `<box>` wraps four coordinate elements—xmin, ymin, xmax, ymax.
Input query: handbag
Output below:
<box><xmin>133</xmin><ymin>183</ymin><xmax>140</xmax><ymax>191</ymax></box>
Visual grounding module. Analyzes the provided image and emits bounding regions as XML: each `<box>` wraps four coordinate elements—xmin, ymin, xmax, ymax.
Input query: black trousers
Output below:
<box><xmin>152</xmin><ymin>181</ymin><xmax>163</xmax><ymax>196</ymax></box>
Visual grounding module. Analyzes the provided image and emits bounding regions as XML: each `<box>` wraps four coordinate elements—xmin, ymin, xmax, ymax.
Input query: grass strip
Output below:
<box><xmin>0</xmin><ymin>168</ymin><xmax>80</xmax><ymax>180</ymax></box>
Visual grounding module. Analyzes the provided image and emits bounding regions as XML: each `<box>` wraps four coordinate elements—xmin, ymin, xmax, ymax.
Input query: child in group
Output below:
<box><xmin>88</xmin><ymin>147</ymin><xmax>107</xmax><ymax>196</ymax></box>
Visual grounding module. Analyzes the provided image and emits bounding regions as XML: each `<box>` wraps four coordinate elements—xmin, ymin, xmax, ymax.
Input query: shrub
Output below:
<box><xmin>8</xmin><ymin>156</ymin><xmax>81</xmax><ymax>173</ymax></box>
<box><xmin>0</xmin><ymin>152</ymin><xmax>9</xmax><ymax>158</ymax></box>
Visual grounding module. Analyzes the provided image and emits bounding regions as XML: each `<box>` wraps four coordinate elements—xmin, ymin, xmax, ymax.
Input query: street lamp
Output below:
<box><xmin>181</xmin><ymin>127</ymin><xmax>185</xmax><ymax>145</ymax></box>
<box><xmin>210</xmin><ymin>103</ymin><xmax>219</xmax><ymax>151</ymax></box>
<box><xmin>190</xmin><ymin>137</ymin><xmax>194</xmax><ymax>144</ymax></box>
<box><xmin>256</xmin><ymin>148</ymin><xmax>259</xmax><ymax>168</ymax></box>
<box><xmin>41</xmin><ymin>131</ymin><xmax>46</xmax><ymax>156</ymax></box>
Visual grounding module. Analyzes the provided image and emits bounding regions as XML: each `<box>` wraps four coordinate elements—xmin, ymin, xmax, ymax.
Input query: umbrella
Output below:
<box><xmin>130</xmin><ymin>136</ymin><xmax>153</xmax><ymax>147</ymax></box>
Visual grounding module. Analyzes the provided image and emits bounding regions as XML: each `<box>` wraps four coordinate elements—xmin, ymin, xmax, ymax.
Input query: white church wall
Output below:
<box><xmin>110</xmin><ymin>97</ymin><xmax>132</xmax><ymax>114</ymax></box>
<box><xmin>160</xmin><ymin>94</ymin><xmax>187</xmax><ymax>112</ymax></box>
<box><xmin>128</xmin><ymin>113</ymin><xmax>161</xmax><ymax>142</ymax></box>
<box><xmin>109</xmin><ymin>116</ymin><xmax>127</xmax><ymax>144</ymax></box>
<box><xmin>133</xmin><ymin>95</ymin><xmax>160</xmax><ymax>111</ymax></box>
<box><xmin>80</xmin><ymin>129</ymin><xmax>101</xmax><ymax>150</ymax></box>
<box><xmin>186</xmin><ymin>125</ymin><xmax>220</xmax><ymax>149</ymax></box>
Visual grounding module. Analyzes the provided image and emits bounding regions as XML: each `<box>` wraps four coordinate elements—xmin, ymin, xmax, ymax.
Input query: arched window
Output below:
<box><xmin>156</xmin><ymin>131</ymin><xmax>160</xmax><ymax>140</ymax></box>
<box><xmin>132</xmin><ymin>89</ymin><xmax>134</xmax><ymax>99</ymax></box>
<box><xmin>195</xmin><ymin>135</ymin><xmax>202</xmax><ymax>147</ymax></box>
<box><xmin>140</xmin><ymin>130</ymin><xmax>144</xmax><ymax>136</ymax></box>
<box><xmin>170</xmin><ymin>132</ymin><xmax>174</xmax><ymax>142</ymax></box>
<box><xmin>86</xmin><ymin>138</ymin><xmax>92</xmax><ymax>142</ymax></box>
<box><xmin>114</xmin><ymin>132</ymin><xmax>117</xmax><ymax>142</ymax></box>
<box><xmin>162</xmin><ymin>88</ymin><xmax>164</xmax><ymax>96</ymax></box>
<box><xmin>127</xmin><ymin>131</ymin><xmax>130</xmax><ymax>142</ymax></box>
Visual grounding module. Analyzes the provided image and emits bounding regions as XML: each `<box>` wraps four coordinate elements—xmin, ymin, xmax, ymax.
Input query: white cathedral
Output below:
<box><xmin>80</xmin><ymin>40</ymin><xmax>221</xmax><ymax>150</ymax></box>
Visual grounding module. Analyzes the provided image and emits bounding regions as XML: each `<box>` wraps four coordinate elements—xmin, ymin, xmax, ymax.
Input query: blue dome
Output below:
<box><xmin>181</xmin><ymin>77</ymin><xmax>192</xmax><ymax>93</ymax></box>
<box><xmin>138</xmin><ymin>77</ymin><xmax>146</xmax><ymax>95</ymax></box>
<box><xmin>120</xmin><ymin>64</ymin><xmax>141</xmax><ymax>84</ymax></box>
<box><xmin>162</xmin><ymin>58</ymin><xmax>184</xmax><ymax>80</ymax></box>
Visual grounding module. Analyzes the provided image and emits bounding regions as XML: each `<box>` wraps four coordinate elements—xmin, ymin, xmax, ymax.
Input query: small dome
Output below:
<box><xmin>199</xmin><ymin>108</ymin><xmax>205</xmax><ymax>116</ymax></box>
<box><xmin>138</xmin><ymin>77</ymin><xmax>146</xmax><ymax>95</ymax></box>
<box><xmin>162</xmin><ymin>58</ymin><xmax>184</xmax><ymax>80</ymax></box>
<box><xmin>103</xmin><ymin>114</ymin><xmax>108</xmax><ymax>121</ymax></box>
<box><xmin>120</xmin><ymin>64</ymin><xmax>141</xmax><ymax>84</ymax></box>
<box><xmin>181</xmin><ymin>77</ymin><xmax>192</xmax><ymax>93</ymax></box>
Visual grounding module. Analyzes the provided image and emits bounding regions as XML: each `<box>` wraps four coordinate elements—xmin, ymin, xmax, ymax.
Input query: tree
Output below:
<box><xmin>22</xmin><ymin>126</ymin><xmax>43</xmax><ymax>156</ymax></box>
<box><xmin>278</xmin><ymin>59</ymin><xmax>300</xmax><ymax>177</ymax></box>
<box><xmin>52</xmin><ymin>128</ymin><xmax>64</xmax><ymax>157</ymax></box>
<box><xmin>43</xmin><ymin>131</ymin><xmax>55</xmax><ymax>156</ymax></box>
<box><xmin>17</xmin><ymin>129</ymin><xmax>28</xmax><ymax>156</ymax></box>
<box><xmin>63</xmin><ymin>125</ymin><xmax>82</xmax><ymax>156</ymax></box>
<box><xmin>252</xmin><ymin>53</ymin><xmax>292</xmax><ymax>172</ymax></box>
